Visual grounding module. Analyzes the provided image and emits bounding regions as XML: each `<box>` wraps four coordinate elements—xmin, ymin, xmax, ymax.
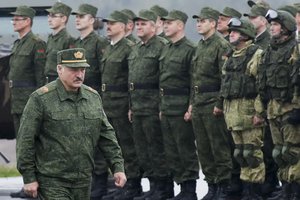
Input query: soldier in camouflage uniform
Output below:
<box><xmin>127</xmin><ymin>9</ymin><xmax>172</xmax><ymax>200</ymax></box>
<box><xmin>221</xmin><ymin>18</ymin><xmax>265</xmax><ymax>200</ymax></box>
<box><xmin>159</xmin><ymin>10</ymin><xmax>199</xmax><ymax>200</ymax></box>
<box><xmin>150</xmin><ymin>5</ymin><xmax>168</xmax><ymax>38</ymax></box>
<box><xmin>16</xmin><ymin>48</ymin><xmax>126</xmax><ymax>200</ymax></box>
<box><xmin>121</xmin><ymin>9</ymin><xmax>139</xmax><ymax>43</ymax></box>
<box><xmin>71</xmin><ymin>5</ymin><xmax>110</xmax><ymax>200</ymax></box>
<box><xmin>191</xmin><ymin>7</ymin><xmax>233</xmax><ymax>200</ymax></box>
<box><xmin>258</xmin><ymin>9</ymin><xmax>300</xmax><ymax>200</ymax></box>
<box><xmin>217</xmin><ymin>7</ymin><xmax>242</xmax><ymax>41</ymax></box>
<box><xmin>45</xmin><ymin>2</ymin><xmax>75</xmax><ymax>82</ymax></box>
<box><xmin>101</xmin><ymin>11</ymin><xmax>142</xmax><ymax>200</ymax></box>
<box><xmin>9</xmin><ymin>6</ymin><xmax>46</xmax><ymax>199</ymax></box>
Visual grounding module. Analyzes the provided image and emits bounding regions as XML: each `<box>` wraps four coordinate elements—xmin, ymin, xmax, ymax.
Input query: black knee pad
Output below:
<box><xmin>243</xmin><ymin>144</ymin><xmax>262</xmax><ymax>168</ymax></box>
<box><xmin>234</xmin><ymin>144</ymin><xmax>247</xmax><ymax>167</ymax></box>
<box><xmin>282</xmin><ymin>142</ymin><xmax>300</xmax><ymax>165</ymax></box>
<box><xmin>272</xmin><ymin>145</ymin><xmax>287</xmax><ymax>167</ymax></box>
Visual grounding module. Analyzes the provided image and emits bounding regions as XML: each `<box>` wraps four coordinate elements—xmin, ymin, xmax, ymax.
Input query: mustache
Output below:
<box><xmin>75</xmin><ymin>77</ymin><xmax>83</xmax><ymax>81</ymax></box>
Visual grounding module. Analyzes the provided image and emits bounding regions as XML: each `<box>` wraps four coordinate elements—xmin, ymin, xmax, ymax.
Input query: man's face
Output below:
<box><xmin>229</xmin><ymin>30</ymin><xmax>241</xmax><ymax>44</ymax></box>
<box><xmin>11</xmin><ymin>15</ymin><xmax>30</xmax><ymax>32</ymax></box>
<box><xmin>217</xmin><ymin>15</ymin><xmax>230</xmax><ymax>33</ymax></box>
<box><xmin>106</xmin><ymin>21</ymin><xmax>124</xmax><ymax>38</ymax></box>
<box><xmin>164</xmin><ymin>19</ymin><xmax>181</xmax><ymax>38</ymax></box>
<box><xmin>249</xmin><ymin>16</ymin><xmax>263</xmax><ymax>30</ymax></box>
<box><xmin>75</xmin><ymin>14</ymin><xmax>94</xmax><ymax>31</ymax></box>
<box><xmin>135</xmin><ymin>19</ymin><xmax>155</xmax><ymax>40</ymax></box>
<box><xmin>48</xmin><ymin>13</ymin><xmax>66</xmax><ymax>30</ymax></box>
<box><xmin>196</xmin><ymin>18</ymin><xmax>214</xmax><ymax>36</ymax></box>
<box><xmin>270</xmin><ymin>21</ymin><xmax>282</xmax><ymax>37</ymax></box>
<box><xmin>58</xmin><ymin>65</ymin><xmax>85</xmax><ymax>91</ymax></box>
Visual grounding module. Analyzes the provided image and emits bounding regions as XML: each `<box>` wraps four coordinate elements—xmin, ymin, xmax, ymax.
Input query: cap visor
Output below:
<box><xmin>161</xmin><ymin>16</ymin><xmax>176</xmax><ymax>21</ymax></box>
<box><xmin>192</xmin><ymin>15</ymin><xmax>200</xmax><ymax>19</ymax></box>
<box><xmin>71</xmin><ymin>11</ymin><xmax>86</xmax><ymax>15</ymax></box>
<box><xmin>133</xmin><ymin>17</ymin><xmax>150</xmax><ymax>21</ymax></box>
<box><xmin>102</xmin><ymin>18</ymin><xmax>118</xmax><ymax>22</ymax></box>
<box><xmin>64</xmin><ymin>63</ymin><xmax>90</xmax><ymax>68</ymax></box>
<box><xmin>243</xmin><ymin>13</ymin><xmax>256</xmax><ymax>17</ymax></box>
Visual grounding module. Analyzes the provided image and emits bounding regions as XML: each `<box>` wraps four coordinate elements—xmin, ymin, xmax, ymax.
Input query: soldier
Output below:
<box><xmin>221</xmin><ymin>18</ymin><xmax>265</xmax><ymax>200</ymax></box>
<box><xmin>9</xmin><ymin>7</ymin><xmax>46</xmax><ymax>198</ymax></box>
<box><xmin>72</xmin><ymin>4</ymin><xmax>108</xmax><ymax>91</ymax></box>
<box><xmin>191</xmin><ymin>7</ymin><xmax>233</xmax><ymax>200</ymax></box>
<box><xmin>16</xmin><ymin>48</ymin><xmax>126</xmax><ymax>199</ymax></box>
<box><xmin>121</xmin><ymin>9</ymin><xmax>139</xmax><ymax>43</ymax></box>
<box><xmin>150</xmin><ymin>5</ymin><xmax>168</xmax><ymax>38</ymax></box>
<box><xmin>159</xmin><ymin>10</ymin><xmax>199</xmax><ymax>200</ymax></box>
<box><xmin>217</xmin><ymin>7</ymin><xmax>242</xmax><ymax>41</ymax></box>
<box><xmin>127</xmin><ymin>9</ymin><xmax>173</xmax><ymax>200</ymax></box>
<box><xmin>258</xmin><ymin>9</ymin><xmax>300</xmax><ymax>200</ymax></box>
<box><xmin>71</xmin><ymin>5</ymin><xmax>110</xmax><ymax>200</ymax></box>
<box><xmin>101</xmin><ymin>11</ymin><xmax>142</xmax><ymax>200</ymax></box>
<box><xmin>45</xmin><ymin>2</ymin><xmax>75</xmax><ymax>83</ymax></box>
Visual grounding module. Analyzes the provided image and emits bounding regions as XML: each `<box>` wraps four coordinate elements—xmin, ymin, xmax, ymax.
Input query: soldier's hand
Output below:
<box><xmin>128</xmin><ymin>109</ymin><xmax>133</xmax><ymax>123</ymax></box>
<box><xmin>23</xmin><ymin>181</ymin><xmax>39</xmax><ymax>198</ymax></box>
<box><xmin>252</xmin><ymin>115</ymin><xmax>264</xmax><ymax>126</ymax></box>
<box><xmin>184</xmin><ymin>105</ymin><xmax>192</xmax><ymax>121</ymax></box>
<box><xmin>213</xmin><ymin>106</ymin><xmax>223</xmax><ymax>116</ymax></box>
<box><xmin>114</xmin><ymin>172</ymin><xmax>127</xmax><ymax>188</ymax></box>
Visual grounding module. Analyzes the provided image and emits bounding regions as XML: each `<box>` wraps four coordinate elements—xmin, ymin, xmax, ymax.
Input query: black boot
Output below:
<box><xmin>291</xmin><ymin>182</ymin><xmax>300</xmax><ymax>200</ymax></box>
<box><xmin>267</xmin><ymin>181</ymin><xmax>292</xmax><ymax>200</ymax></box>
<box><xmin>227</xmin><ymin>174</ymin><xmax>243</xmax><ymax>199</ymax></box>
<box><xmin>133</xmin><ymin>178</ymin><xmax>156</xmax><ymax>200</ymax></box>
<box><xmin>216</xmin><ymin>182</ymin><xmax>230</xmax><ymax>200</ymax></box>
<box><xmin>10</xmin><ymin>188</ymin><xmax>37</xmax><ymax>199</ymax></box>
<box><xmin>241</xmin><ymin>182</ymin><xmax>251</xmax><ymax>200</ymax></box>
<box><xmin>102</xmin><ymin>188</ymin><xmax>123</xmax><ymax>200</ymax></box>
<box><xmin>146</xmin><ymin>178</ymin><xmax>174</xmax><ymax>200</ymax></box>
<box><xmin>167</xmin><ymin>180</ymin><xmax>197</xmax><ymax>200</ymax></box>
<box><xmin>115</xmin><ymin>178</ymin><xmax>142</xmax><ymax>200</ymax></box>
<box><xmin>201</xmin><ymin>183</ymin><xmax>217</xmax><ymax>200</ymax></box>
<box><xmin>91</xmin><ymin>172</ymin><xmax>108</xmax><ymax>200</ymax></box>
<box><xmin>249</xmin><ymin>183</ymin><xmax>263</xmax><ymax>200</ymax></box>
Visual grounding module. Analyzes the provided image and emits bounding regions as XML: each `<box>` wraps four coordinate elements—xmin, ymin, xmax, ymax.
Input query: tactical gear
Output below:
<box><xmin>272</xmin><ymin>145</ymin><xmax>287</xmax><ymax>167</ymax></box>
<box><xmin>228</xmin><ymin>18</ymin><xmax>256</xmax><ymax>39</ymax></box>
<box><xmin>243</xmin><ymin>144</ymin><xmax>263</xmax><ymax>168</ymax></box>
<box><xmin>221</xmin><ymin>45</ymin><xmax>259</xmax><ymax>99</ymax></box>
<box><xmin>265</xmin><ymin>9</ymin><xmax>296</xmax><ymax>32</ymax></box>
<box><xmin>234</xmin><ymin>144</ymin><xmax>248</xmax><ymax>167</ymax></box>
<box><xmin>201</xmin><ymin>183</ymin><xmax>217</xmax><ymax>200</ymax></box>
<box><xmin>287</xmin><ymin>109</ymin><xmax>300</xmax><ymax>125</ymax></box>
<box><xmin>282</xmin><ymin>142</ymin><xmax>300</xmax><ymax>165</ymax></box>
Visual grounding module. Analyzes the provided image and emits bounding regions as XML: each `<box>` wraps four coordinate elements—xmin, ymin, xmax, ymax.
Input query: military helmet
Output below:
<box><xmin>228</xmin><ymin>18</ymin><xmax>256</xmax><ymax>39</ymax></box>
<box><xmin>265</xmin><ymin>9</ymin><xmax>296</xmax><ymax>32</ymax></box>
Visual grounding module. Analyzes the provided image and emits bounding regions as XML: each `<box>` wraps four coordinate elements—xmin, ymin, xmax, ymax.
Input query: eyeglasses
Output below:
<box><xmin>228</xmin><ymin>18</ymin><xmax>242</xmax><ymax>27</ymax></box>
<box><xmin>10</xmin><ymin>18</ymin><xmax>27</xmax><ymax>22</ymax></box>
<box><xmin>47</xmin><ymin>14</ymin><xmax>64</xmax><ymax>18</ymax></box>
<box><xmin>265</xmin><ymin>9</ymin><xmax>279</xmax><ymax>22</ymax></box>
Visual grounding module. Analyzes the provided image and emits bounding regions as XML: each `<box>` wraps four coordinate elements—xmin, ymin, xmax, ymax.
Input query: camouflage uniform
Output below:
<box><xmin>45</xmin><ymin>2</ymin><xmax>75</xmax><ymax>82</ymax></box>
<box><xmin>9</xmin><ymin>6</ymin><xmax>46</xmax><ymax>135</ymax></box>
<box><xmin>16</xmin><ymin>48</ymin><xmax>124</xmax><ymax>200</ymax></box>
<box><xmin>191</xmin><ymin>7</ymin><xmax>233</xmax><ymax>199</ymax></box>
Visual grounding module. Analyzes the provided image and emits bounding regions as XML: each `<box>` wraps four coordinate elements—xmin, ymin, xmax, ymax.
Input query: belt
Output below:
<box><xmin>101</xmin><ymin>84</ymin><xmax>128</xmax><ymax>92</ymax></box>
<box><xmin>46</xmin><ymin>75</ymin><xmax>58</xmax><ymax>83</ymax></box>
<box><xmin>9</xmin><ymin>80</ymin><xmax>37</xmax><ymax>88</ymax></box>
<box><xmin>129</xmin><ymin>83</ymin><xmax>159</xmax><ymax>91</ymax></box>
<box><xmin>193</xmin><ymin>85</ymin><xmax>220</xmax><ymax>94</ymax></box>
<box><xmin>160</xmin><ymin>88</ymin><xmax>190</xmax><ymax>96</ymax></box>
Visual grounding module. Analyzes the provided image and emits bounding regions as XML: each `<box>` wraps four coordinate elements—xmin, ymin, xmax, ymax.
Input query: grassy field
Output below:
<box><xmin>0</xmin><ymin>166</ymin><xmax>20</xmax><ymax>177</ymax></box>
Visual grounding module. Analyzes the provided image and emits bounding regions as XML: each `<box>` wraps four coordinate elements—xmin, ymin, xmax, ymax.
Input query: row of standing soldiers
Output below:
<box><xmin>7</xmin><ymin>0</ymin><xmax>300</xmax><ymax>200</ymax></box>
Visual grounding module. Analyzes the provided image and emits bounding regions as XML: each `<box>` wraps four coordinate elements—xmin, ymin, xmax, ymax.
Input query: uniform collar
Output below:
<box><xmin>80</xmin><ymin>31</ymin><xmax>96</xmax><ymax>41</ymax></box>
<box><xmin>200</xmin><ymin>32</ymin><xmax>218</xmax><ymax>44</ymax></box>
<box><xmin>56</xmin><ymin>79</ymin><xmax>88</xmax><ymax>102</ymax></box>
<box><xmin>170</xmin><ymin>36</ymin><xmax>186</xmax><ymax>46</ymax></box>
<box><xmin>138</xmin><ymin>35</ymin><xmax>157</xmax><ymax>47</ymax></box>
<box><xmin>50</xmin><ymin>28</ymin><xmax>67</xmax><ymax>39</ymax></box>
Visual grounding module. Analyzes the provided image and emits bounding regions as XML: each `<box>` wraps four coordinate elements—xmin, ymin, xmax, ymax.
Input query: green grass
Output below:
<box><xmin>0</xmin><ymin>166</ymin><xmax>20</xmax><ymax>177</ymax></box>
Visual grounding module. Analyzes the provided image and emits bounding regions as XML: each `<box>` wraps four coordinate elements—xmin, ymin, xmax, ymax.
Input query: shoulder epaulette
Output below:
<box><xmin>82</xmin><ymin>84</ymin><xmax>99</xmax><ymax>95</ymax></box>
<box><xmin>157</xmin><ymin>36</ymin><xmax>169</xmax><ymax>45</ymax></box>
<box><xmin>36</xmin><ymin>82</ymin><xmax>56</xmax><ymax>95</ymax></box>
<box><xmin>185</xmin><ymin>39</ymin><xmax>196</xmax><ymax>48</ymax></box>
<box><xmin>124</xmin><ymin>38</ymin><xmax>135</xmax><ymax>47</ymax></box>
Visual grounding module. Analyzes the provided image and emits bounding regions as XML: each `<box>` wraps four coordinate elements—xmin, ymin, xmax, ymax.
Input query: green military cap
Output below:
<box><xmin>294</xmin><ymin>3</ymin><xmax>300</xmax><ymax>13</ymax></box>
<box><xmin>161</xmin><ymin>10</ymin><xmax>188</xmax><ymax>24</ymax></box>
<box><xmin>247</xmin><ymin>0</ymin><xmax>270</xmax><ymax>9</ymax></box>
<box><xmin>192</xmin><ymin>7</ymin><xmax>220</xmax><ymax>21</ymax></box>
<box><xmin>71</xmin><ymin>4</ymin><xmax>98</xmax><ymax>17</ymax></box>
<box><xmin>46</xmin><ymin>2</ymin><xmax>72</xmax><ymax>17</ymax></box>
<box><xmin>278</xmin><ymin>5</ymin><xmax>297</xmax><ymax>17</ymax></box>
<box><xmin>102</xmin><ymin>10</ymin><xmax>129</xmax><ymax>24</ymax></box>
<box><xmin>150</xmin><ymin>5</ymin><xmax>168</xmax><ymax>17</ymax></box>
<box><xmin>244</xmin><ymin>5</ymin><xmax>268</xmax><ymax>17</ymax></box>
<box><xmin>220</xmin><ymin>7</ymin><xmax>242</xmax><ymax>19</ymax></box>
<box><xmin>121</xmin><ymin>9</ymin><xmax>136</xmax><ymax>20</ymax></box>
<box><xmin>133</xmin><ymin>9</ymin><xmax>157</xmax><ymax>23</ymax></box>
<box><xmin>57</xmin><ymin>48</ymin><xmax>90</xmax><ymax>68</ymax></box>
<box><xmin>10</xmin><ymin>5</ymin><xmax>36</xmax><ymax>18</ymax></box>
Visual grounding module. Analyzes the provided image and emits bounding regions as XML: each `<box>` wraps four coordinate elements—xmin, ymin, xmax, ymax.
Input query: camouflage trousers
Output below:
<box><xmin>269</xmin><ymin>115</ymin><xmax>300</xmax><ymax>184</ymax></box>
<box><xmin>160</xmin><ymin>114</ymin><xmax>199</xmax><ymax>183</ymax></box>
<box><xmin>192</xmin><ymin>103</ymin><xmax>232</xmax><ymax>184</ymax></box>
<box><xmin>232</xmin><ymin>128</ymin><xmax>266</xmax><ymax>183</ymax></box>
<box><xmin>131</xmin><ymin>114</ymin><xmax>169</xmax><ymax>178</ymax></box>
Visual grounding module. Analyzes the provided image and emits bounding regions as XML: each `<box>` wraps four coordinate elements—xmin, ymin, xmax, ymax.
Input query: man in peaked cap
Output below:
<box><xmin>72</xmin><ymin>4</ymin><xmax>110</xmax><ymax>200</ymax></box>
<box><xmin>150</xmin><ymin>5</ymin><xmax>169</xmax><ymax>38</ymax></box>
<box><xmin>218</xmin><ymin>7</ymin><xmax>242</xmax><ymax>41</ymax></box>
<box><xmin>9</xmin><ymin>6</ymin><xmax>46</xmax><ymax>198</ymax></box>
<box><xmin>45</xmin><ymin>2</ymin><xmax>75</xmax><ymax>83</ymax></box>
<box><xmin>100</xmin><ymin>10</ymin><xmax>142</xmax><ymax>200</ymax></box>
<box><xmin>191</xmin><ymin>7</ymin><xmax>233</xmax><ymax>200</ymax></box>
<box><xmin>159</xmin><ymin>9</ymin><xmax>200</xmax><ymax>200</ymax></box>
<box><xmin>16</xmin><ymin>48</ymin><xmax>126</xmax><ymax>200</ymax></box>
<box><xmin>121</xmin><ymin>9</ymin><xmax>139</xmax><ymax>43</ymax></box>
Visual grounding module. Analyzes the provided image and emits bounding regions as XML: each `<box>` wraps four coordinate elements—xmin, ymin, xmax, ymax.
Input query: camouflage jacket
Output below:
<box><xmin>128</xmin><ymin>35</ymin><xmax>167</xmax><ymax>115</ymax></box>
<box><xmin>17</xmin><ymin>79</ymin><xmax>124</xmax><ymax>186</ymax></box>
<box><xmin>45</xmin><ymin>28</ymin><xmax>75</xmax><ymax>77</ymax></box>
<box><xmin>159</xmin><ymin>36</ymin><xmax>195</xmax><ymax>115</ymax></box>
<box><xmin>254</xmin><ymin>29</ymin><xmax>271</xmax><ymax>51</ymax></box>
<box><xmin>9</xmin><ymin>31</ymin><xmax>46</xmax><ymax>114</ymax></box>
